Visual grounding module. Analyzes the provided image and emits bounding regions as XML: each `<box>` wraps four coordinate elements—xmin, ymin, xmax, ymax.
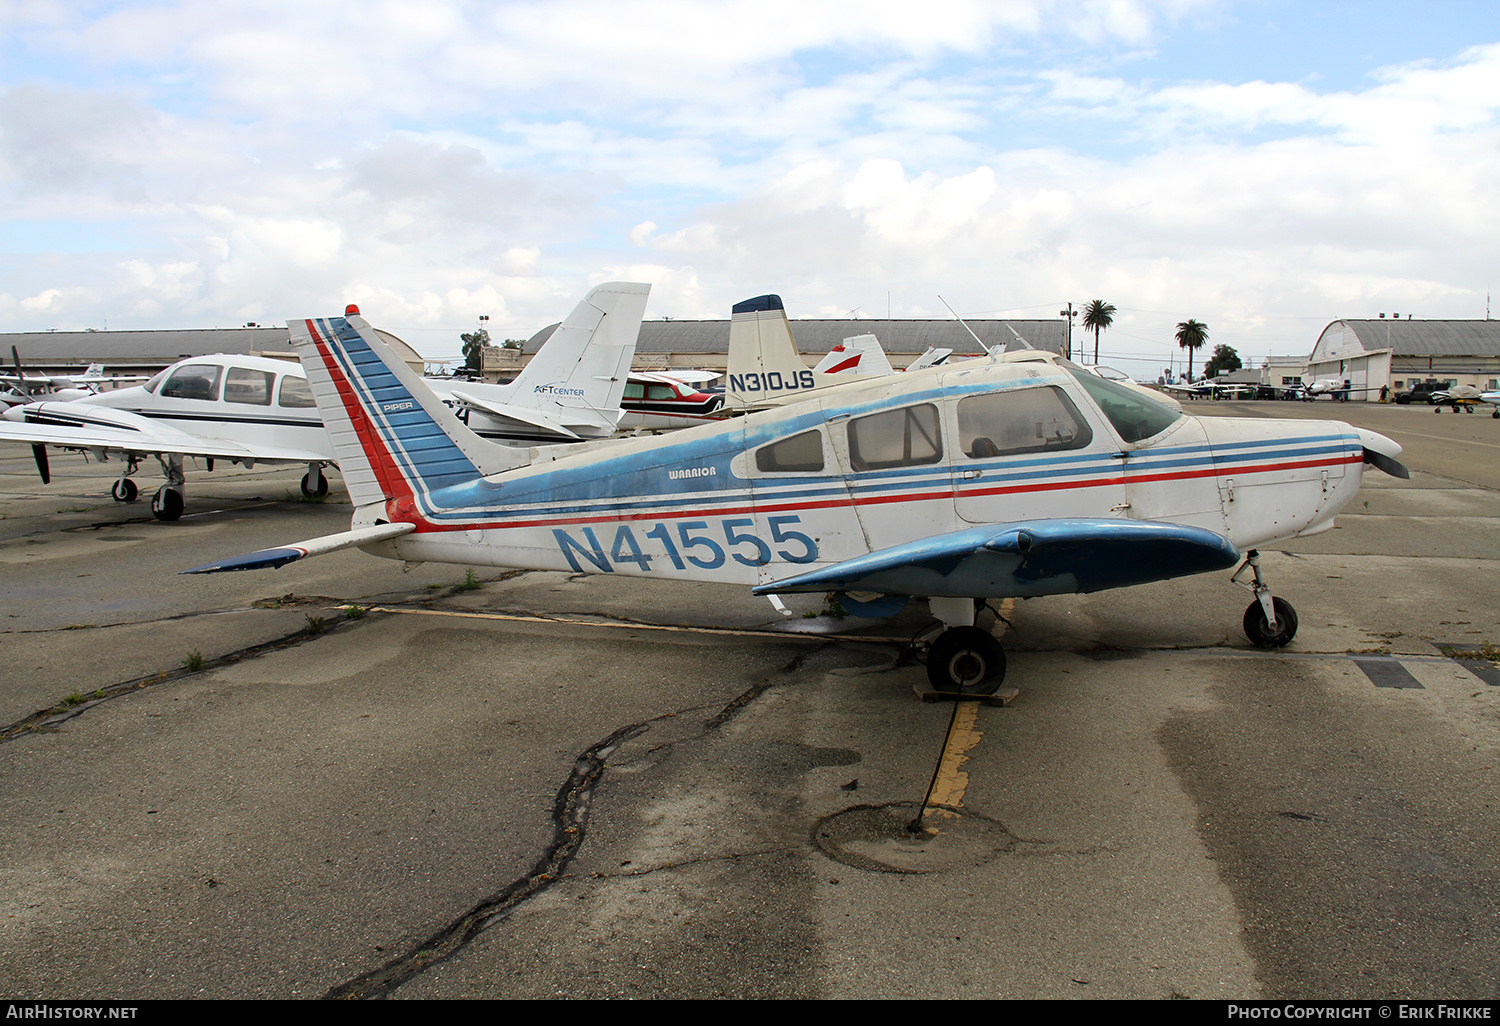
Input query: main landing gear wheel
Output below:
<box><xmin>926</xmin><ymin>626</ymin><xmax>1007</xmax><ymax>695</ymax></box>
<box><xmin>151</xmin><ymin>486</ymin><xmax>184</xmax><ymax>522</ymax></box>
<box><xmin>301</xmin><ymin>470</ymin><xmax>329</xmax><ymax>497</ymax></box>
<box><xmin>111</xmin><ymin>479</ymin><xmax>137</xmax><ymax>502</ymax></box>
<box><xmin>1244</xmin><ymin>597</ymin><xmax>1298</xmax><ymax>648</ymax></box>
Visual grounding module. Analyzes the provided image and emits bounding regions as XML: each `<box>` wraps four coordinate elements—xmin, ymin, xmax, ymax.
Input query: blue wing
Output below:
<box><xmin>753</xmin><ymin>518</ymin><xmax>1239</xmax><ymax>599</ymax></box>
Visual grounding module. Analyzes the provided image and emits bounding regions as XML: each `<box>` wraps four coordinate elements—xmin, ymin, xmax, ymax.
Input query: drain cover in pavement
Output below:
<box><xmin>812</xmin><ymin>802</ymin><xmax>1014</xmax><ymax>874</ymax></box>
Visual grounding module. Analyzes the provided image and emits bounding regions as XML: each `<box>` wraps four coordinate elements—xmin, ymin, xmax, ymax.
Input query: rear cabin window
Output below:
<box><xmin>756</xmin><ymin>429</ymin><xmax>825</xmax><ymax>473</ymax></box>
<box><xmin>160</xmin><ymin>364</ymin><xmax>223</xmax><ymax>401</ymax></box>
<box><xmin>277</xmin><ymin>375</ymin><xmax>316</xmax><ymax>409</ymax></box>
<box><xmin>957</xmin><ymin>387</ymin><xmax>1092</xmax><ymax>458</ymax></box>
<box><xmin>847</xmin><ymin>403</ymin><xmax>942</xmax><ymax>472</ymax></box>
<box><xmin>623</xmin><ymin>383</ymin><xmax>645</xmax><ymax>400</ymax></box>
<box><xmin>224</xmin><ymin>367</ymin><xmax>274</xmax><ymax>405</ymax></box>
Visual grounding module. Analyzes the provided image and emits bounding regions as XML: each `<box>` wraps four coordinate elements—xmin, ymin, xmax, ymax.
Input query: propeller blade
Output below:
<box><xmin>31</xmin><ymin>444</ymin><xmax>50</xmax><ymax>484</ymax></box>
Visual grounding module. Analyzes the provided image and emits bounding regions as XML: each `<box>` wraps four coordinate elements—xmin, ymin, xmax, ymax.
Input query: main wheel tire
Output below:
<box><xmin>1244</xmin><ymin>597</ymin><xmax>1298</xmax><ymax>648</ymax></box>
<box><xmin>926</xmin><ymin>626</ymin><xmax>1006</xmax><ymax>695</ymax></box>
<box><xmin>300</xmin><ymin>471</ymin><xmax>329</xmax><ymax>497</ymax></box>
<box><xmin>111</xmin><ymin>479</ymin><xmax>138</xmax><ymax>502</ymax></box>
<box><xmin>151</xmin><ymin>486</ymin><xmax>184</xmax><ymax>522</ymax></box>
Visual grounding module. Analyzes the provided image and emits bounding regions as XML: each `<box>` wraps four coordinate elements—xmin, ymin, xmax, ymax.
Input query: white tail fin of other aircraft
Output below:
<box><xmin>442</xmin><ymin>282</ymin><xmax>649</xmax><ymax>442</ymax></box>
<box><xmin>727</xmin><ymin>294</ymin><xmax>905</xmax><ymax>409</ymax></box>
<box><xmin>811</xmin><ymin>333</ymin><xmax>895</xmax><ymax>377</ymax></box>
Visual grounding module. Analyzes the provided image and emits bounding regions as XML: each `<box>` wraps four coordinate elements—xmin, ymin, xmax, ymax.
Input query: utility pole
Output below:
<box><xmin>1059</xmin><ymin>303</ymin><xmax>1077</xmax><ymax>360</ymax></box>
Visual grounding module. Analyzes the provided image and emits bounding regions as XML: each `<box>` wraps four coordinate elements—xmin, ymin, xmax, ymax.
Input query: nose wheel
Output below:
<box><xmin>111</xmin><ymin>478</ymin><xmax>138</xmax><ymax>502</ymax></box>
<box><xmin>1232</xmin><ymin>550</ymin><xmax>1299</xmax><ymax>647</ymax></box>
<box><xmin>301</xmin><ymin>466</ymin><xmax>329</xmax><ymax>497</ymax></box>
<box><xmin>1243</xmin><ymin>596</ymin><xmax>1298</xmax><ymax>648</ymax></box>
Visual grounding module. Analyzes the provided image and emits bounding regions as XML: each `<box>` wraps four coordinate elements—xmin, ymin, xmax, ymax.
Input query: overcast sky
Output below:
<box><xmin>2</xmin><ymin>0</ymin><xmax>1497</xmax><ymax>377</ymax></box>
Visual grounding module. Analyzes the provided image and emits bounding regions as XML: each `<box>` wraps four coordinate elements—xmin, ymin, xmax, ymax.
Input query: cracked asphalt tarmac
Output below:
<box><xmin>2</xmin><ymin>401</ymin><xmax>1499</xmax><ymax>1000</ymax></box>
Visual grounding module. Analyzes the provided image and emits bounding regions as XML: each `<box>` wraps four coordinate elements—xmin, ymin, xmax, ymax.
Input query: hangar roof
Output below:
<box><xmin>0</xmin><ymin>328</ymin><xmax>292</xmax><ymax>368</ymax></box>
<box><xmin>524</xmin><ymin>318</ymin><xmax>1069</xmax><ymax>356</ymax></box>
<box><xmin>0</xmin><ymin>325</ymin><xmax>424</xmax><ymax>372</ymax></box>
<box><xmin>1313</xmin><ymin>319</ymin><xmax>1500</xmax><ymax>361</ymax></box>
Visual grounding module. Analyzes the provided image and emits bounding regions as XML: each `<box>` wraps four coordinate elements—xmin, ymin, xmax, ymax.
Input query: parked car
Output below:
<box><xmin>1395</xmin><ymin>380</ymin><xmax>1446</xmax><ymax>405</ymax></box>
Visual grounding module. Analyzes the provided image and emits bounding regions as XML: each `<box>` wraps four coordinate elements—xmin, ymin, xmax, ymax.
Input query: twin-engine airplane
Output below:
<box><xmin>185</xmin><ymin>310</ymin><xmax>1410</xmax><ymax>695</ymax></box>
<box><xmin>0</xmin><ymin>284</ymin><xmax>650</xmax><ymax>520</ymax></box>
<box><xmin>1</xmin><ymin>353</ymin><xmax>334</xmax><ymax>520</ymax></box>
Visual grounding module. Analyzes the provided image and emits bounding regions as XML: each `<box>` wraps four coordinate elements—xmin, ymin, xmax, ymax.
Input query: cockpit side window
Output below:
<box><xmin>224</xmin><ymin>367</ymin><xmax>273</xmax><ymax>405</ymax></box>
<box><xmin>847</xmin><ymin>403</ymin><xmax>942</xmax><ymax>472</ymax></box>
<box><xmin>160</xmin><ymin>364</ymin><xmax>223</xmax><ymax>401</ymax></box>
<box><xmin>277</xmin><ymin>375</ymin><xmax>316</xmax><ymax>409</ymax></box>
<box><xmin>957</xmin><ymin>387</ymin><xmax>1092</xmax><ymax>458</ymax></box>
<box><xmin>1062</xmin><ymin>362</ymin><xmax>1182</xmax><ymax>443</ymax></box>
<box><xmin>755</xmin><ymin>429</ymin><xmax>825</xmax><ymax>473</ymax></box>
<box><xmin>143</xmin><ymin>369</ymin><xmax>169</xmax><ymax>394</ymax></box>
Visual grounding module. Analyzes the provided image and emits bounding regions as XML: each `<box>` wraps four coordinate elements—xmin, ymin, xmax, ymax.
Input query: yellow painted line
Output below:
<box><xmin>924</xmin><ymin>597</ymin><xmax>1012</xmax><ymax>818</ymax></box>
<box><xmin>927</xmin><ymin>701</ymin><xmax>984</xmax><ymax>815</ymax></box>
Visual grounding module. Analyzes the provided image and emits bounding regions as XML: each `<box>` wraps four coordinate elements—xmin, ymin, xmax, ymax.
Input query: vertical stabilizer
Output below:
<box><xmin>291</xmin><ymin>314</ymin><xmax>528</xmax><ymax>509</ymax></box>
<box><xmin>725</xmin><ymin>294</ymin><xmax>818</xmax><ymax>407</ymax></box>
<box><xmin>812</xmin><ymin>333</ymin><xmax>895</xmax><ymax>377</ymax></box>
<box><xmin>506</xmin><ymin>281</ymin><xmax>648</xmax><ymax>430</ymax></box>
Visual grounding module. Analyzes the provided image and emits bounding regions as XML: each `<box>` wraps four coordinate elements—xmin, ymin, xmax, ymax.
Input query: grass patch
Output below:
<box><xmin>458</xmin><ymin>568</ymin><xmax>483</xmax><ymax>591</ymax></box>
<box><xmin>304</xmin><ymin>614</ymin><xmax>327</xmax><ymax>635</ymax></box>
<box><xmin>182</xmin><ymin>650</ymin><xmax>204</xmax><ymax>672</ymax></box>
<box><xmin>343</xmin><ymin>604</ymin><xmax>367</xmax><ymax>620</ymax></box>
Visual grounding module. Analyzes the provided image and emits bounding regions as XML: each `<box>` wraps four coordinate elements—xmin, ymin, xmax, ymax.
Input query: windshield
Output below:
<box><xmin>1062</xmin><ymin>361</ymin><xmax>1182</xmax><ymax>443</ymax></box>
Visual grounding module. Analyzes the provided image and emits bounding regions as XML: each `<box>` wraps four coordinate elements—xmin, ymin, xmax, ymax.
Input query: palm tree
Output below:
<box><xmin>1175</xmin><ymin>319</ymin><xmax>1209</xmax><ymax>380</ymax></box>
<box><xmin>1082</xmin><ymin>300</ymin><xmax>1116</xmax><ymax>365</ymax></box>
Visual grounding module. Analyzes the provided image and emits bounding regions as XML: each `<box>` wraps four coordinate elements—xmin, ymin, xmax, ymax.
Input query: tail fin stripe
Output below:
<box><xmin>314</xmin><ymin>318</ymin><xmax>482</xmax><ymax>498</ymax></box>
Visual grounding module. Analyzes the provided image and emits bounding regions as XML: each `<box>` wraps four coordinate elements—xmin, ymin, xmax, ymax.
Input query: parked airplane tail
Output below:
<box><xmin>811</xmin><ymin>334</ymin><xmax>895</xmax><ymax>377</ymax></box>
<box><xmin>725</xmin><ymin>294</ymin><xmax>818</xmax><ymax>407</ymax></box>
<box><xmin>290</xmin><ymin>311</ymin><xmax>526</xmax><ymax>510</ymax></box>
<box><xmin>506</xmin><ymin>282</ymin><xmax>649</xmax><ymax>422</ymax></box>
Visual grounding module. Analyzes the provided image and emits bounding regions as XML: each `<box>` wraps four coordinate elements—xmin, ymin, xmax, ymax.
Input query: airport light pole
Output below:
<box><xmin>1059</xmin><ymin>303</ymin><xmax>1077</xmax><ymax>360</ymax></box>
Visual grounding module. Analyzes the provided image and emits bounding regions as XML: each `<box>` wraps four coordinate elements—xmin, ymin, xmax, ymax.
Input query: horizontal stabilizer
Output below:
<box><xmin>180</xmin><ymin>522</ymin><xmax>415</xmax><ymax>574</ymax></box>
<box><xmin>753</xmin><ymin>518</ymin><xmax>1239</xmax><ymax>599</ymax></box>
<box><xmin>449</xmin><ymin>390</ymin><xmax>582</xmax><ymax>440</ymax></box>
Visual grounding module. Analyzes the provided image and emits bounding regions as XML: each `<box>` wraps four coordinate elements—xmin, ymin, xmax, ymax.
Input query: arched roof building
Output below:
<box><xmin>1307</xmin><ymin>319</ymin><xmax>1500</xmax><ymax>399</ymax></box>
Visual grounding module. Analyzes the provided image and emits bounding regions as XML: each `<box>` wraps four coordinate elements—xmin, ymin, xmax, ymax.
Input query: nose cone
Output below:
<box><xmin>1354</xmin><ymin>426</ymin><xmax>1402</xmax><ymax>459</ymax></box>
<box><xmin>1352</xmin><ymin>426</ymin><xmax>1409</xmax><ymax>479</ymax></box>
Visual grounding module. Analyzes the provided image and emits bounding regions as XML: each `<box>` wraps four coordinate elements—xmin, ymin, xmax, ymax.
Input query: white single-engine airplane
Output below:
<box><xmin>184</xmin><ymin>310</ymin><xmax>1410</xmax><ymax>695</ymax></box>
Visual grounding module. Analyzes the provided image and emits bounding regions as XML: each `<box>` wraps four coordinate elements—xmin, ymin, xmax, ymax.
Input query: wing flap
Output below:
<box><xmin>753</xmin><ymin>518</ymin><xmax>1240</xmax><ymax>599</ymax></box>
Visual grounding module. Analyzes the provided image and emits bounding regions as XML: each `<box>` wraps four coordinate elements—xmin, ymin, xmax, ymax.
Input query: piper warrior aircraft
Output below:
<box><xmin>184</xmin><ymin>310</ymin><xmax>1410</xmax><ymax>696</ymax></box>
